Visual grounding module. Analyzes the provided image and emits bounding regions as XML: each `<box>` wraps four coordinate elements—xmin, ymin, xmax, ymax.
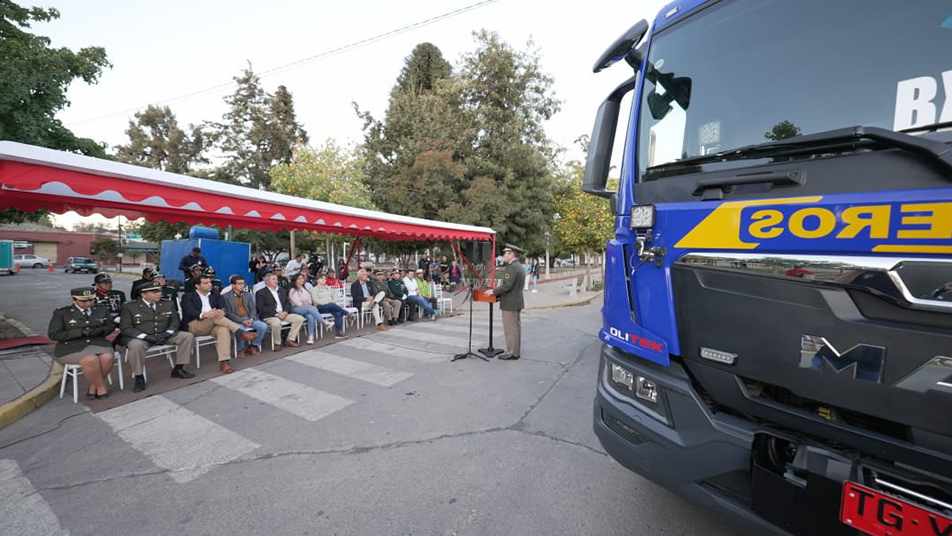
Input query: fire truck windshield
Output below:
<box><xmin>637</xmin><ymin>0</ymin><xmax>952</xmax><ymax>180</ymax></box>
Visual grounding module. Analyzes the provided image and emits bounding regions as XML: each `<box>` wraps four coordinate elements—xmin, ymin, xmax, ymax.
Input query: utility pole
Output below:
<box><xmin>117</xmin><ymin>216</ymin><xmax>123</xmax><ymax>274</ymax></box>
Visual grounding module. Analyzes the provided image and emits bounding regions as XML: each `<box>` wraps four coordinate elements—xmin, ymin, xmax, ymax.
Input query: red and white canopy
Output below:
<box><xmin>0</xmin><ymin>141</ymin><xmax>495</xmax><ymax>242</ymax></box>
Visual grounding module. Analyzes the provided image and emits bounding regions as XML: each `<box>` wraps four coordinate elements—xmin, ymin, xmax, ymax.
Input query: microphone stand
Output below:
<box><xmin>451</xmin><ymin>283</ymin><xmax>489</xmax><ymax>362</ymax></box>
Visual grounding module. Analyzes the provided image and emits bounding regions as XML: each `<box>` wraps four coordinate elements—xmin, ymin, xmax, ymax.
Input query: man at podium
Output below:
<box><xmin>482</xmin><ymin>244</ymin><xmax>525</xmax><ymax>360</ymax></box>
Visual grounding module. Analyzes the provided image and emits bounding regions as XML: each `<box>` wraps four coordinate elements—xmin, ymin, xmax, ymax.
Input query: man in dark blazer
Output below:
<box><xmin>221</xmin><ymin>274</ymin><xmax>269</xmax><ymax>358</ymax></box>
<box><xmin>120</xmin><ymin>281</ymin><xmax>195</xmax><ymax>392</ymax></box>
<box><xmin>181</xmin><ymin>275</ymin><xmax>257</xmax><ymax>374</ymax></box>
<box><xmin>255</xmin><ymin>273</ymin><xmax>304</xmax><ymax>351</ymax></box>
<box><xmin>351</xmin><ymin>269</ymin><xmax>386</xmax><ymax>330</ymax></box>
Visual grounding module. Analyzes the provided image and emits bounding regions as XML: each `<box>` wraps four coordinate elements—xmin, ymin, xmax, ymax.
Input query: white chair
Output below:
<box><xmin>264</xmin><ymin>321</ymin><xmax>294</xmax><ymax>351</ymax></box>
<box><xmin>253</xmin><ymin>281</ymin><xmax>266</xmax><ymax>293</ymax></box>
<box><xmin>60</xmin><ymin>362</ymin><xmax>115</xmax><ymax>404</ymax></box>
<box><xmin>193</xmin><ymin>335</ymin><xmax>217</xmax><ymax>369</ymax></box>
<box><xmin>434</xmin><ymin>286</ymin><xmax>452</xmax><ymax>315</ymax></box>
<box><xmin>123</xmin><ymin>344</ymin><xmax>176</xmax><ymax>382</ymax></box>
<box><xmin>334</xmin><ymin>287</ymin><xmax>359</xmax><ymax>332</ymax></box>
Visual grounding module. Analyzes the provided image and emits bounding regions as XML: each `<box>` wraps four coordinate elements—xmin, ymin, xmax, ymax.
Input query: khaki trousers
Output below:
<box><xmin>189</xmin><ymin>317</ymin><xmax>241</xmax><ymax>362</ymax></box>
<box><xmin>263</xmin><ymin>314</ymin><xmax>305</xmax><ymax>345</ymax></box>
<box><xmin>501</xmin><ymin>309</ymin><xmax>521</xmax><ymax>357</ymax></box>
<box><xmin>381</xmin><ymin>299</ymin><xmax>401</xmax><ymax>321</ymax></box>
<box><xmin>126</xmin><ymin>331</ymin><xmax>194</xmax><ymax>376</ymax></box>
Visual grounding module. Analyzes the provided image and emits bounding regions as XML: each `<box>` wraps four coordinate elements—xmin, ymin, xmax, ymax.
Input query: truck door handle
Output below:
<box><xmin>692</xmin><ymin>170</ymin><xmax>805</xmax><ymax>199</ymax></box>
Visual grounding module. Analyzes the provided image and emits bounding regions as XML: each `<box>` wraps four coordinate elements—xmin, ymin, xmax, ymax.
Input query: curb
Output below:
<box><xmin>0</xmin><ymin>311</ymin><xmax>62</xmax><ymax>430</ymax></box>
<box><xmin>526</xmin><ymin>290</ymin><xmax>603</xmax><ymax>310</ymax></box>
<box><xmin>0</xmin><ymin>362</ymin><xmax>63</xmax><ymax>429</ymax></box>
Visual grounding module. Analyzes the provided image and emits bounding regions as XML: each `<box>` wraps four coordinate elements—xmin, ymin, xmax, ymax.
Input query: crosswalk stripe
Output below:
<box><xmin>286</xmin><ymin>350</ymin><xmax>412</xmax><ymax>387</ymax></box>
<box><xmin>410</xmin><ymin>322</ymin><xmax>492</xmax><ymax>336</ymax></box>
<box><xmin>0</xmin><ymin>459</ymin><xmax>66</xmax><ymax>536</ymax></box>
<box><xmin>375</xmin><ymin>328</ymin><xmax>467</xmax><ymax>347</ymax></box>
<box><xmin>337</xmin><ymin>337</ymin><xmax>446</xmax><ymax>363</ymax></box>
<box><xmin>211</xmin><ymin>368</ymin><xmax>352</xmax><ymax>422</ymax></box>
<box><xmin>96</xmin><ymin>395</ymin><xmax>259</xmax><ymax>484</ymax></box>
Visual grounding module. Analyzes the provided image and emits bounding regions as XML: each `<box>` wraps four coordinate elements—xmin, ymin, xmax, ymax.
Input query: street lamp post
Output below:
<box><xmin>544</xmin><ymin>231</ymin><xmax>551</xmax><ymax>280</ymax></box>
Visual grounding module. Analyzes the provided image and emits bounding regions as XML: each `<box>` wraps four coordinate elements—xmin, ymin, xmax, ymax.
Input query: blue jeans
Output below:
<box><xmin>408</xmin><ymin>295</ymin><xmax>437</xmax><ymax>317</ymax></box>
<box><xmin>291</xmin><ymin>305</ymin><xmax>322</xmax><ymax>337</ymax></box>
<box><xmin>235</xmin><ymin>318</ymin><xmax>268</xmax><ymax>350</ymax></box>
<box><xmin>317</xmin><ymin>303</ymin><xmax>348</xmax><ymax>333</ymax></box>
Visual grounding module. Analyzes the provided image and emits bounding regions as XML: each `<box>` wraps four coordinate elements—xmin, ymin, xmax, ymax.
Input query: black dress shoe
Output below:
<box><xmin>498</xmin><ymin>353</ymin><xmax>520</xmax><ymax>360</ymax></box>
<box><xmin>133</xmin><ymin>376</ymin><xmax>147</xmax><ymax>392</ymax></box>
<box><xmin>171</xmin><ymin>367</ymin><xmax>195</xmax><ymax>379</ymax></box>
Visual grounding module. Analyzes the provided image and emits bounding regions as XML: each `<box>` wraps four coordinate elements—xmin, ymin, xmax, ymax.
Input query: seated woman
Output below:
<box><xmin>449</xmin><ymin>260</ymin><xmax>463</xmax><ymax>289</ymax></box>
<box><xmin>310</xmin><ymin>274</ymin><xmax>351</xmax><ymax>339</ymax></box>
<box><xmin>48</xmin><ymin>287</ymin><xmax>116</xmax><ymax>399</ymax></box>
<box><xmin>288</xmin><ymin>274</ymin><xmax>331</xmax><ymax>344</ymax></box>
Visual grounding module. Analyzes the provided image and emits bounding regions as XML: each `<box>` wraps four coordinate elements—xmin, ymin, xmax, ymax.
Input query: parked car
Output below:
<box><xmin>64</xmin><ymin>256</ymin><xmax>99</xmax><ymax>273</ymax></box>
<box><xmin>13</xmin><ymin>254</ymin><xmax>51</xmax><ymax>268</ymax></box>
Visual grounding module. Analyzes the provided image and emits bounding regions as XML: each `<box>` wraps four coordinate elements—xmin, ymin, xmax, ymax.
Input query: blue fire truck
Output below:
<box><xmin>584</xmin><ymin>2</ymin><xmax>952</xmax><ymax>534</ymax></box>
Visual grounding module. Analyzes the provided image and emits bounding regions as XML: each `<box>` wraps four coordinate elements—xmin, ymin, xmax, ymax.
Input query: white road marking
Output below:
<box><xmin>336</xmin><ymin>337</ymin><xmax>446</xmax><ymax>363</ymax></box>
<box><xmin>211</xmin><ymin>368</ymin><xmax>352</xmax><ymax>422</ymax></box>
<box><xmin>96</xmin><ymin>395</ymin><xmax>259</xmax><ymax>483</ymax></box>
<box><xmin>375</xmin><ymin>327</ymin><xmax>469</xmax><ymax>348</ymax></box>
<box><xmin>286</xmin><ymin>351</ymin><xmax>412</xmax><ymax>387</ymax></box>
<box><xmin>0</xmin><ymin>459</ymin><xmax>67</xmax><ymax>536</ymax></box>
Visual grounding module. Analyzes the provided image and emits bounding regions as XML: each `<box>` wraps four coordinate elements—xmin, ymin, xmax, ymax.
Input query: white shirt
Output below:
<box><xmin>268</xmin><ymin>286</ymin><xmax>283</xmax><ymax>313</ymax></box>
<box><xmin>197</xmin><ymin>291</ymin><xmax>212</xmax><ymax>314</ymax></box>
<box><xmin>403</xmin><ymin>277</ymin><xmax>419</xmax><ymax>297</ymax></box>
<box><xmin>285</xmin><ymin>259</ymin><xmax>303</xmax><ymax>277</ymax></box>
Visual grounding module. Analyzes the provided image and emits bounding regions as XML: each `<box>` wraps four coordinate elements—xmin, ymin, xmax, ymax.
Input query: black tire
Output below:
<box><xmin>92</xmin><ymin>269</ymin><xmax>98</xmax><ymax>274</ymax></box>
<box><xmin>64</xmin><ymin>268</ymin><xmax>70</xmax><ymax>273</ymax></box>
<box><xmin>33</xmin><ymin>263</ymin><xmax>42</xmax><ymax>268</ymax></box>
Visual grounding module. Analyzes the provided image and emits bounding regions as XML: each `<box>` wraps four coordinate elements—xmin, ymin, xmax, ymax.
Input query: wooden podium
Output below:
<box><xmin>474</xmin><ymin>287</ymin><xmax>503</xmax><ymax>357</ymax></box>
<box><xmin>473</xmin><ymin>288</ymin><xmax>496</xmax><ymax>303</ymax></box>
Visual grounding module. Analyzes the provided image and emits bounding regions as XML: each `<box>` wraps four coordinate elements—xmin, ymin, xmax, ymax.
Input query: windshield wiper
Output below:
<box><xmin>900</xmin><ymin>120</ymin><xmax>952</xmax><ymax>134</ymax></box>
<box><xmin>652</xmin><ymin>126</ymin><xmax>952</xmax><ymax>177</ymax></box>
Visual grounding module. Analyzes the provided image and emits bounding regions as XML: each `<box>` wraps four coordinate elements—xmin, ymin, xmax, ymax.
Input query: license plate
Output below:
<box><xmin>841</xmin><ymin>481</ymin><xmax>952</xmax><ymax>536</ymax></box>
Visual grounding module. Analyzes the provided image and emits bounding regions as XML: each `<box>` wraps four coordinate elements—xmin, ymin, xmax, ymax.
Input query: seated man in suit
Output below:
<box><xmin>182</xmin><ymin>275</ymin><xmax>257</xmax><ymax>374</ymax></box>
<box><xmin>350</xmin><ymin>269</ymin><xmax>387</xmax><ymax>331</ymax></box>
<box><xmin>255</xmin><ymin>273</ymin><xmax>305</xmax><ymax>351</ymax></box>
<box><xmin>221</xmin><ymin>274</ymin><xmax>269</xmax><ymax>358</ymax></box>
<box><xmin>120</xmin><ymin>281</ymin><xmax>196</xmax><ymax>393</ymax></box>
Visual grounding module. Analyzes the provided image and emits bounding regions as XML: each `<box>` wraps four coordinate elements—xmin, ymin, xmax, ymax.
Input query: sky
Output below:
<box><xmin>32</xmin><ymin>0</ymin><xmax>670</xmax><ymax>229</ymax></box>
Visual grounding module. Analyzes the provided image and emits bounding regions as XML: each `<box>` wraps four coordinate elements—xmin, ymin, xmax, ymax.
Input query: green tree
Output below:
<box><xmin>0</xmin><ymin>1</ymin><xmax>111</xmax><ymax>157</ymax></box>
<box><xmin>357</xmin><ymin>35</ymin><xmax>561</xmax><ymax>253</ymax></box>
<box><xmin>138</xmin><ymin>221</ymin><xmax>189</xmax><ymax>244</ymax></box>
<box><xmin>115</xmin><ymin>105</ymin><xmax>210</xmax><ymax>173</ymax></box>
<box><xmin>357</xmin><ymin>42</ymin><xmax>463</xmax><ymax>216</ymax></box>
<box><xmin>270</xmin><ymin>140</ymin><xmax>375</xmax><ymax>209</ymax></box>
<box><xmin>215</xmin><ymin>66</ymin><xmax>308</xmax><ymax>189</ymax></box>
<box><xmin>765</xmin><ymin>120</ymin><xmax>802</xmax><ymax>141</ymax></box>
<box><xmin>449</xmin><ymin>31</ymin><xmax>561</xmax><ymax>253</ymax></box>
<box><xmin>90</xmin><ymin>236</ymin><xmax>118</xmax><ymax>263</ymax></box>
<box><xmin>553</xmin><ymin>161</ymin><xmax>615</xmax><ymax>258</ymax></box>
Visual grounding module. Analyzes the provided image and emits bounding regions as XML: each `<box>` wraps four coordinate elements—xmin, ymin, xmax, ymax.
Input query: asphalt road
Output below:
<box><xmin>0</xmin><ymin>270</ymin><xmax>742</xmax><ymax>536</ymax></box>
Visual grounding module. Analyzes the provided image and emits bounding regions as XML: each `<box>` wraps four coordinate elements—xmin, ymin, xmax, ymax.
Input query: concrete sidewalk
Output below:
<box><xmin>0</xmin><ymin>312</ymin><xmax>61</xmax><ymax>428</ymax></box>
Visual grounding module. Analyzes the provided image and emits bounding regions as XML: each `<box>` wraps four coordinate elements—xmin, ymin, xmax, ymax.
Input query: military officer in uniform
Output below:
<box><xmin>120</xmin><ymin>280</ymin><xmax>196</xmax><ymax>392</ymax></box>
<box><xmin>48</xmin><ymin>287</ymin><xmax>116</xmax><ymax>399</ymax></box>
<box><xmin>483</xmin><ymin>244</ymin><xmax>525</xmax><ymax>360</ymax></box>
<box><xmin>93</xmin><ymin>273</ymin><xmax>126</xmax><ymax>326</ymax></box>
<box><xmin>182</xmin><ymin>264</ymin><xmax>206</xmax><ymax>294</ymax></box>
<box><xmin>130</xmin><ymin>266</ymin><xmax>157</xmax><ymax>301</ymax></box>
<box><xmin>154</xmin><ymin>272</ymin><xmax>179</xmax><ymax>314</ymax></box>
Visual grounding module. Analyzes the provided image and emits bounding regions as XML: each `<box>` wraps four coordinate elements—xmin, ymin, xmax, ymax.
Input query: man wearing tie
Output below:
<box><xmin>120</xmin><ymin>281</ymin><xmax>196</xmax><ymax>392</ymax></box>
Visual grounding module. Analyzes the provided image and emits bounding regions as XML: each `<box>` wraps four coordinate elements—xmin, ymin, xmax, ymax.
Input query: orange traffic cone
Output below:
<box><xmin>48</xmin><ymin>263</ymin><xmax>54</xmax><ymax>272</ymax></box>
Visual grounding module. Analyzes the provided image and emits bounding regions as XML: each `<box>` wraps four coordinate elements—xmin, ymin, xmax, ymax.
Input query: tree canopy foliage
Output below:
<box><xmin>115</xmin><ymin>105</ymin><xmax>210</xmax><ymax>174</ymax></box>
<box><xmin>357</xmin><ymin>33</ymin><xmax>561</xmax><ymax>254</ymax></box>
<box><xmin>0</xmin><ymin>1</ymin><xmax>111</xmax><ymax>157</ymax></box>
<box><xmin>270</xmin><ymin>140</ymin><xmax>375</xmax><ymax>210</ymax></box>
<box><xmin>214</xmin><ymin>66</ymin><xmax>308</xmax><ymax>190</ymax></box>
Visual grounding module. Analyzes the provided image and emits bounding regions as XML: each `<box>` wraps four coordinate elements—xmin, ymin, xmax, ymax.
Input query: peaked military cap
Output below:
<box><xmin>72</xmin><ymin>287</ymin><xmax>97</xmax><ymax>300</ymax></box>
<box><xmin>502</xmin><ymin>244</ymin><xmax>524</xmax><ymax>254</ymax></box>
<box><xmin>138</xmin><ymin>281</ymin><xmax>163</xmax><ymax>293</ymax></box>
<box><xmin>143</xmin><ymin>266</ymin><xmax>156</xmax><ymax>277</ymax></box>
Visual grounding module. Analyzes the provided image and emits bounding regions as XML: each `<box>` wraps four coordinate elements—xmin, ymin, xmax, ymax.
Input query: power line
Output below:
<box><xmin>67</xmin><ymin>0</ymin><xmax>500</xmax><ymax>127</ymax></box>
